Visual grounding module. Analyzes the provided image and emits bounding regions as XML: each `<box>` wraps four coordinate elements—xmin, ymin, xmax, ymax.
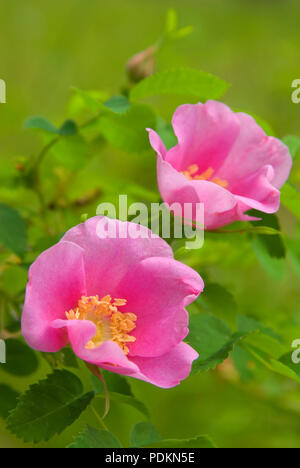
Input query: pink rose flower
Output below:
<box><xmin>148</xmin><ymin>101</ymin><xmax>292</xmax><ymax>230</ymax></box>
<box><xmin>22</xmin><ymin>217</ymin><xmax>203</xmax><ymax>388</ymax></box>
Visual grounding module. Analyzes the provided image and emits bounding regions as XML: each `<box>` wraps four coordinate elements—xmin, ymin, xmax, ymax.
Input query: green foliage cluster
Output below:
<box><xmin>1</xmin><ymin>3</ymin><xmax>300</xmax><ymax>449</ymax></box>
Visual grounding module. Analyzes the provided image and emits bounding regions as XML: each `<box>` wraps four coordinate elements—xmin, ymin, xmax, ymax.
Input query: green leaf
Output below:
<box><xmin>24</xmin><ymin>116</ymin><xmax>58</xmax><ymax>134</ymax></box>
<box><xmin>0</xmin><ymin>204</ymin><xmax>28</xmax><ymax>257</ymax></box>
<box><xmin>1</xmin><ymin>339</ymin><xmax>38</xmax><ymax>377</ymax></box>
<box><xmin>146</xmin><ymin>436</ymin><xmax>216</xmax><ymax>448</ymax></box>
<box><xmin>237</xmin><ymin>314</ymin><xmax>282</xmax><ymax>342</ymax></box>
<box><xmin>243</xmin><ymin>225</ymin><xmax>280</xmax><ymax>236</ymax></box>
<box><xmin>238</xmin><ymin>314</ymin><xmax>285</xmax><ymax>360</ymax></box>
<box><xmin>59</xmin><ymin>119</ymin><xmax>78</xmax><ymax>136</ymax></box>
<box><xmin>197</xmin><ymin>283</ymin><xmax>238</xmax><ymax>325</ymax></box>
<box><xmin>130</xmin><ymin>68</ymin><xmax>229</xmax><ymax>101</ymax></box>
<box><xmin>130</xmin><ymin>422</ymin><xmax>162</xmax><ymax>448</ymax></box>
<box><xmin>98</xmin><ymin>103</ymin><xmax>156</xmax><ymax>152</ymax></box>
<box><xmin>164</xmin><ymin>9</ymin><xmax>193</xmax><ymax>40</ymax></box>
<box><xmin>237</xmin><ymin>315</ymin><xmax>286</xmax><ymax>367</ymax></box>
<box><xmin>7</xmin><ymin>370</ymin><xmax>94</xmax><ymax>442</ymax></box>
<box><xmin>281</xmin><ymin>183</ymin><xmax>300</xmax><ymax>220</ymax></box>
<box><xmin>103</xmin><ymin>95</ymin><xmax>131</xmax><ymax>114</ymax></box>
<box><xmin>171</xmin><ymin>26</ymin><xmax>194</xmax><ymax>40</ymax></box>
<box><xmin>232</xmin><ymin>345</ymin><xmax>255</xmax><ymax>383</ymax></box>
<box><xmin>243</xmin><ymin>344</ymin><xmax>300</xmax><ymax>383</ymax></box>
<box><xmin>188</xmin><ymin>314</ymin><xmax>245</xmax><ymax>373</ymax></box>
<box><xmin>194</xmin><ymin>332</ymin><xmax>246</xmax><ymax>373</ymax></box>
<box><xmin>245</xmin><ymin>333</ymin><xmax>286</xmax><ymax>360</ymax></box>
<box><xmin>96</xmin><ymin>392</ymin><xmax>149</xmax><ymax>418</ymax></box>
<box><xmin>251</xmin><ymin>236</ymin><xmax>285</xmax><ymax>280</ymax></box>
<box><xmin>249</xmin><ymin>211</ymin><xmax>285</xmax><ymax>258</ymax></box>
<box><xmin>282</xmin><ymin>135</ymin><xmax>300</xmax><ymax>159</ymax></box>
<box><xmin>279</xmin><ymin>353</ymin><xmax>300</xmax><ymax>380</ymax></box>
<box><xmin>188</xmin><ymin>313</ymin><xmax>231</xmax><ymax>360</ymax></box>
<box><xmin>0</xmin><ymin>385</ymin><xmax>19</xmax><ymax>419</ymax></box>
<box><xmin>68</xmin><ymin>425</ymin><xmax>122</xmax><ymax>448</ymax></box>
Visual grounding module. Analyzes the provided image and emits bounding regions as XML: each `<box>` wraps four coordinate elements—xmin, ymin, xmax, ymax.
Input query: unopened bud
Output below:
<box><xmin>126</xmin><ymin>46</ymin><xmax>155</xmax><ymax>83</ymax></box>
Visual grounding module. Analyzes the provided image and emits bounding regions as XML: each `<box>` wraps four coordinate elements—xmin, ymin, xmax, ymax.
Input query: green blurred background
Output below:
<box><xmin>1</xmin><ymin>0</ymin><xmax>300</xmax><ymax>448</ymax></box>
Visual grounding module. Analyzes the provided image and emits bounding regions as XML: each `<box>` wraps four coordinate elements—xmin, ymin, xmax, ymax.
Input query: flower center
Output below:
<box><xmin>66</xmin><ymin>295</ymin><xmax>137</xmax><ymax>355</ymax></box>
<box><xmin>181</xmin><ymin>164</ymin><xmax>228</xmax><ymax>188</ymax></box>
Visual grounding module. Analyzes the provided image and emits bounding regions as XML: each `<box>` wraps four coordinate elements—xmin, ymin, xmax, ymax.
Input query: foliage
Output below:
<box><xmin>7</xmin><ymin>370</ymin><xmax>94</xmax><ymax>443</ymax></box>
<box><xmin>0</xmin><ymin>3</ymin><xmax>300</xmax><ymax>449</ymax></box>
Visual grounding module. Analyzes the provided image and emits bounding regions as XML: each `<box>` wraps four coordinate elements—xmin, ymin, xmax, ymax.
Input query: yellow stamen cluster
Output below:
<box><xmin>66</xmin><ymin>295</ymin><xmax>137</xmax><ymax>355</ymax></box>
<box><xmin>181</xmin><ymin>164</ymin><xmax>228</xmax><ymax>188</ymax></box>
